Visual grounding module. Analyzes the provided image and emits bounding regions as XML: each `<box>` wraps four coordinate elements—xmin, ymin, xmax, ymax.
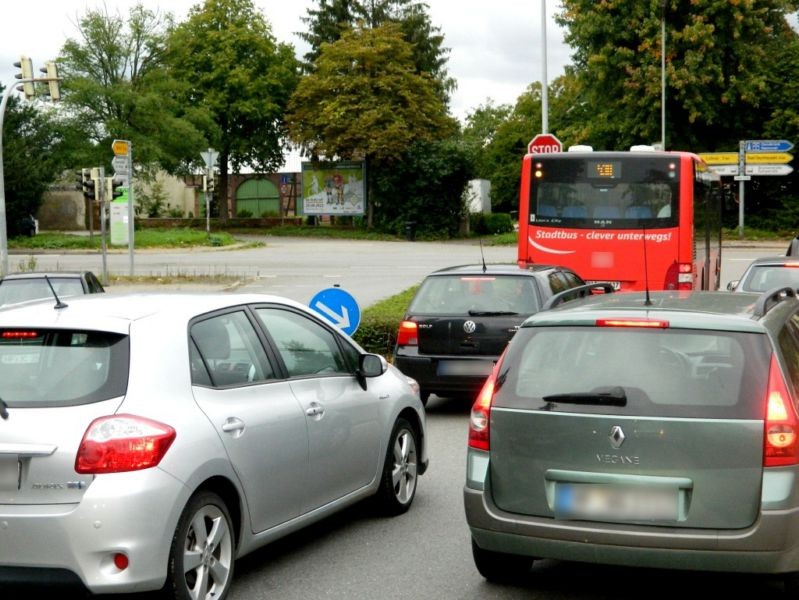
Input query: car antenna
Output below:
<box><xmin>479</xmin><ymin>238</ymin><xmax>487</xmax><ymax>273</ymax></box>
<box><xmin>642</xmin><ymin>222</ymin><xmax>652</xmax><ymax>306</ymax></box>
<box><xmin>44</xmin><ymin>275</ymin><xmax>68</xmax><ymax>309</ymax></box>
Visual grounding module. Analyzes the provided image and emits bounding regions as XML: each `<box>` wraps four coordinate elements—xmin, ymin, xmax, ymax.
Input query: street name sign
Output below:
<box><xmin>707</xmin><ymin>165</ymin><xmax>739</xmax><ymax>176</ymax></box>
<box><xmin>745</xmin><ymin>164</ymin><xmax>794</xmax><ymax>176</ymax></box>
<box><xmin>309</xmin><ymin>287</ymin><xmax>361</xmax><ymax>336</ymax></box>
<box><xmin>744</xmin><ymin>140</ymin><xmax>794</xmax><ymax>153</ymax></box>
<box><xmin>745</xmin><ymin>152</ymin><xmax>793</xmax><ymax>164</ymax></box>
<box><xmin>699</xmin><ymin>152</ymin><xmax>738</xmax><ymax>165</ymax></box>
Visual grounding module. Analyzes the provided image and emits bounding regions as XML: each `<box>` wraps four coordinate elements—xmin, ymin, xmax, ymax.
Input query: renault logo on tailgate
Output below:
<box><xmin>463</xmin><ymin>320</ymin><xmax>477</xmax><ymax>334</ymax></box>
<box><xmin>609</xmin><ymin>426</ymin><xmax>626</xmax><ymax>449</ymax></box>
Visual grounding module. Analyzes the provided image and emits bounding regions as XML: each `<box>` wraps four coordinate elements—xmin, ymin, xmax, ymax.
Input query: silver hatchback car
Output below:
<box><xmin>0</xmin><ymin>293</ymin><xmax>427</xmax><ymax>598</ymax></box>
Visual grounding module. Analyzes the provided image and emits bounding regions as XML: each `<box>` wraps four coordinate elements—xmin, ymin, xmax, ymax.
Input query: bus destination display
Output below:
<box><xmin>590</xmin><ymin>161</ymin><xmax>622</xmax><ymax>179</ymax></box>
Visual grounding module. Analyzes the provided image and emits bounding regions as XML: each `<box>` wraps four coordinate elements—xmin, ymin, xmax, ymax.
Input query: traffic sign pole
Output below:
<box><xmin>738</xmin><ymin>141</ymin><xmax>746</xmax><ymax>239</ymax></box>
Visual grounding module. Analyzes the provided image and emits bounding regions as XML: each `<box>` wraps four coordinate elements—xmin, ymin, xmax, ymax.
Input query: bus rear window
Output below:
<box><xmin>531</xmin><ymin>156</ymin><xmax>679</xmax><ymax>227</ymax></box>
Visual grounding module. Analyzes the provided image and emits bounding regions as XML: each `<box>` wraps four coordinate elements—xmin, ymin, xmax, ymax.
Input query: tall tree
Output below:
<box><xmin>556</xmin><ymin>0</ymin><xmax>799</xmax><ymax>151</ymax></box>
<box><xmin>167</xmin><ymin>0</ymin><xmax>300</xmax><ymax>219</ymax></box>
<box><xmin>58</xmin><ymin>3</ymin><xmax>206</xmax><ymax>172</ymax></box>
<box><xmin>299</xmin><ymin>0</ymin><xmax>454</xmax><ymax>102</ymax></box>
<box><xmin>287</xmin><ymin>23</ymin><xmax>456</xmax><ymax>226</ymax></box>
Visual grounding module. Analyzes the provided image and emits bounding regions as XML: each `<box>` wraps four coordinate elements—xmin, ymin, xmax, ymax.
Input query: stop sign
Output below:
<box><xmin>528</xmin><ymin>133</ymin><xmax>563</xmax><ymax>154</ymax></box>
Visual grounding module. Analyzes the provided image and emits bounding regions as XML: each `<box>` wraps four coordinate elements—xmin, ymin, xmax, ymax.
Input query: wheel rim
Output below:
<box><xmin>391</xmin><ymin>428</ymin><xmax>418</xmax><ymax>505</ymax></box>
<box><xmin>182</xmin><ymin>504</ymin><xmax>234</xmax><ymax>600</ymax></box>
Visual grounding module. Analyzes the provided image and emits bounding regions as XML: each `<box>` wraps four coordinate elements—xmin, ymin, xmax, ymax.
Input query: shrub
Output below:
<box><xmin>237</xmin><ymin>209</ymin><xmax>254</xmax><ymax>218</ymax></box>
<box><xmin>352</xmin><ymin>285</ymin><xmax>418</xmax><ymax>358</ymax></box>
<box><xmin>484</xmin><ymin>213</ymin><xmax>514</xmax><ymax>234</ymax></box>
<box><xmin>167</xmin><ymin>207</ymin><xmax>184</xmax><ymax>218</ymax></box>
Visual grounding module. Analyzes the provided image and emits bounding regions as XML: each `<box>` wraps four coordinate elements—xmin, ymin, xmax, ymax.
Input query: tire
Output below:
<box><xmin>375</xmin><ymin>418</ymin><xmax>419</xmax><ymax>515</ymax></box>
<box><xmin>166</xmin><ymin>491</ymin><xmax>235</xmax><ymax>600</ymax></box>
<box><xmin>471</xmin><ymin>538</ymin><xmax>533</xmax><ymax>583</ymax></box>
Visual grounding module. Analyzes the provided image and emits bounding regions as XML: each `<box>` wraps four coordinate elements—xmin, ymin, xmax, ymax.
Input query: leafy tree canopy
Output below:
<box><xmin>299</xmin><ymin>0</ymin><xmax>454</xmax><ymax>102</ymax></box>
<box><xmin>555</xmin><ymin>0</ymin><xmax>799</xmax><ymax>151</ymax></box>
<box><xmin>286</xmin><ymin>23</ymin><xmax>456</xmax><ymax>163</ymax></box>
<box><xmin>58</xmin><ymin>3</ymin><xmax>207</xmax><ymax>172</ymax></box>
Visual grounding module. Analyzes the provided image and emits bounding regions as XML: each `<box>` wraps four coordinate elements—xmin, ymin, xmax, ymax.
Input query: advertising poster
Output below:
<box><xmin>301</xmin><ymin>162</ymin><xmax>365</xmax><ymax>216</ymax></box>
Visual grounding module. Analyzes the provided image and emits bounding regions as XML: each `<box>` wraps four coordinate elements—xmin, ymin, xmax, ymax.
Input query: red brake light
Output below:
<box><xmin>1</xmin><ymin>331</ymin><xmax>38</xmax><ymax>339</ymax></box>
<box><xmin>75</xmin><ymin>414</ymin><xmax>176</xmax><ymax>474</ymax></box>
<box><xmin>397</xmin><ymin>320</ymin><xmax>418</xmax><ymax>346</ymax></box>
<box><xmin>469</xmin><ymin>353</ymin><xmax>505</xmax><ymax>451</ymax></box>
<box><xmin>595</xmin><ymin>318</ymin><xmax>670</xmax><ymax>329</ymax></box>
<box><xmin>764</xmin><ymin>355</ymin><xmax>799</xmax><ymax>468</ymax></box>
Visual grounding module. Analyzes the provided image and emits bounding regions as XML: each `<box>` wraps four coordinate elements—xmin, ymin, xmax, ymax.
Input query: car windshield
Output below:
<box><xmin>0</xmin><ymin>278</ymin><xmax>85</xmax><ymax>307</ymax></box>
<box><xmin>408</xmin><ymin>275</ymin><xmax>539</xmax><ymax>316</ymax></box>
<box><xmin>0</xmin><ymin>328</ymin><xmax>129</xmax><ymax>407</ymax></box>
<box><xmin>742</xmin><ymin>265</ymin><xmax>799</xmax><ymax>292</ymax></box>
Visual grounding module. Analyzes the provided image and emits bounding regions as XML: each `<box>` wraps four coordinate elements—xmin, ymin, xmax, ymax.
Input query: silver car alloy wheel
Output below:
<box><xmin>392</xmin><ymin>428</ymin><xmax>418</xmax><ymax>505</ymax></box>
<box><xmin>182</xmin><ymin>503</ymin><xmax>234</xmax><ymax>600</ymax></box>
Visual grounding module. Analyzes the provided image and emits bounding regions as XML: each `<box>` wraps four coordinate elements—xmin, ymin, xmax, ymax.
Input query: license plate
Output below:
<box><xmin>555</xmin><ymin>483</ymin><xmax>677</xmax><ymax>522</ymax></box>
<box><xmin>0</xmin><ymin>455</ymin><xmax>20</xmax><ymax>491</ymax></box>
<box><xmin>436</xmin><ymin>360</ymin><xmax>493</xmax><ymax>377</ymax></box>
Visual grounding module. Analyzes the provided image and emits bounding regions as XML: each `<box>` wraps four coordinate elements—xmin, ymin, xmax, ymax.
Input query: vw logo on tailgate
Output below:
<box><xmin>463</xmin><ymin>320</ymin><xmax>477</xmax><ymax>334</ymax></box>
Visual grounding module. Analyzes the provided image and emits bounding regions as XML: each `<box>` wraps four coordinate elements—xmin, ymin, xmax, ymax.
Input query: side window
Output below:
<box><xmin>548</xmin><ymin>272</ymin><xmax>569</xmax><ymax>295</ymax></box>
<box><xmin>779</xmin><ymin>314</ymin><xmax>799</xmax><ymax>396</ymax></box>
<box><xmin>255</xmin><ymin>308</ymin><xmax>350</xmax><ymax>378</ymax></box>
<box><xmin>190</xmin><ymin>311</ymin><xmax>275</xmax><ymax>387</ymax></box>
<box><xmin>562</xmin><ymin>271</ymin><xmax>583</xmax><ymax>288</ymax></box>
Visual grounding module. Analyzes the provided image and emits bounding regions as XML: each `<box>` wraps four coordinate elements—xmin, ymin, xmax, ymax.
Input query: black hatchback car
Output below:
<box><xmin>393</xmin><ymin>264</ymin><xmax>586</xmax><ymax>404</ymax></box>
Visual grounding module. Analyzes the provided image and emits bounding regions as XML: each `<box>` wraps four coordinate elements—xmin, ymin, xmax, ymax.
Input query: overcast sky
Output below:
<box><xmin>0</xmin><ymin>0</ymin><xmax>572</xmax><ymax>123</ymax></box>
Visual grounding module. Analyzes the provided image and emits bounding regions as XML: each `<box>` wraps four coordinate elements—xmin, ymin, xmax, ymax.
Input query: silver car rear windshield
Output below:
<box><xmin>0</xmin><ymin>328</ymin><xmax>129</xmax><ymax>407</ymax></box>
<box><xmin>408</xmin><ymin>275</ymin><xmax>539</xmax><ymax>316</ymax></box>
<box><xmin>496</xmin><ymin>326</ymin><xmax>770</xmax><ymax>419</ymax></box>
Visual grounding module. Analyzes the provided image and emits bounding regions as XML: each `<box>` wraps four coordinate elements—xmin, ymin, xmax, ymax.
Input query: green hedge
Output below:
<box><xmin>352</xmin><ymin>285</ymin><xmax>418</xmax><ymax>358</ymax></box>
<box><xmin>469</xmin><ymin>212</ymin><xmax>515</xmax><ymax>235</ymax></box>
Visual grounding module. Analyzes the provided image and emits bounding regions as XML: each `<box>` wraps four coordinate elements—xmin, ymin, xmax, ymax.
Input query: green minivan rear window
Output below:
<box><xmin>496</xmin><ymin>326</ymin><xmax>771</xmax><ymax>419</ymax></box>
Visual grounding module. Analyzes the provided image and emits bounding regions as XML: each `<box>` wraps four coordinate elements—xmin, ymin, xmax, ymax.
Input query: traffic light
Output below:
<box><xmin>13</xmin><ymin>56</ymin><xmax>35</xmax><ymax>100</ymax></box>
<box><xmin>80</xmin><ymin>169</ymin><xmax>96</xmax><ymax>201</ymax></box>
<box><xmin>106</xmin><ymin>177</ymin><xmax>125</xmax><ymax>200</ymax></box>
<box><xmin>39</xmin><ymin>61</ymin><xmax>60</xmax><ymax>101</ymax></box>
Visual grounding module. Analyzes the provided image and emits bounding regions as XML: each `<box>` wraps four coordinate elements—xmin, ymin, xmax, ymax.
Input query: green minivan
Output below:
<box><xmin>465</xmin><ymin>287</ymin><xmax>799</xmax><ymax>589</ymax></box>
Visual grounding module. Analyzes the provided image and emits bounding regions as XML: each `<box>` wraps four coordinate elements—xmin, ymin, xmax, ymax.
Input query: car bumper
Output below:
<box><xmin>464</xmin><ymin>452</ymin><xmax>799</xmax><ymax>574</ymax></box>
<box><xmin>393</xmin><ymin>354</ymin><xmax>495</xmax><ymax>397</ymax></box>
<box><xmin>0</xmin><ymin>467</ymin><xmax>188</xmax><ymax>593</ymax></box>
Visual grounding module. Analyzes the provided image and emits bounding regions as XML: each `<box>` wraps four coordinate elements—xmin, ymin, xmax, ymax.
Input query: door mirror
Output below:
<box><xmin>727</xmin><ymin>280</ymin><xmax>739</xmax><ymax>291</ymax></box>
<box><xmin>360</xmin><ymin>353</ymin><xmax>386</xmax><ymax>377</ymax></box>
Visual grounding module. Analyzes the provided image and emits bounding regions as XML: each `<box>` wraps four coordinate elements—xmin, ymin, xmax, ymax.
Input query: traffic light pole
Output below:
<box><xmin>0</xmin><ymin>81</ymin><xmax>20</xmax><ymax>275</ymax></box>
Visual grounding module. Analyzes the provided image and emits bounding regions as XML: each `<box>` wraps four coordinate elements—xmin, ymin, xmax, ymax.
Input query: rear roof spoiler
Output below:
<box><xmin>753</xmin><ymin>286</ymin><xmax>798</xmax><ymax>318</ymax></box>
<box><xmin>542</xmin><ymin>282</ymin><xmax>616</xmax><ymax>311</ymax></box>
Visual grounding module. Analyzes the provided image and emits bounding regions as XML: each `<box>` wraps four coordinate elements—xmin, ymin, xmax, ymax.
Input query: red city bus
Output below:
<box><xmin>517</xmin><ymin>147</ymin><xmax>723</xmax><ymax>291</ymax></box>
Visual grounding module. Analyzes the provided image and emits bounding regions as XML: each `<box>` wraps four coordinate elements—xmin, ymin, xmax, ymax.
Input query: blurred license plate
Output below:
<box><xmin>555</xmin><ymin>483</ymin><xmax>677</xmax><ymax>521</ymax></box>
<box><xmin>0</xmin><ymin>455</ymin><xmax>19</xmax><ymax>491</ymax></box>
<box><xmin>437</xmin><ymin>360</ymin><xmax>493</xmax><ymax>377</ymax></box>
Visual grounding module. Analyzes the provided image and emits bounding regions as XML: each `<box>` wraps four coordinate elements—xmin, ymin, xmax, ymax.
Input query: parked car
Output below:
<box><xmin>0</xmin><ymin>271</ymin><xmax>104</xmax><ymax>307</ymax></box>
<box><xmin>727</xmin><ymin>255</ymin><xmax>799</xmax><ymax>292</ymax></box>
<box><xmin>393</xmin><ymin>263</ymin><xmax>587</xmax><ymax>404</ymax></box>
<box><xmin>465</xmin><ymin>286</ymin><xmax>799</xmax><ymax>589</ymax></box>
<box><xmin>0</xmin><ymin>293</ymin><xmax>427</xmax><ymax>598</ymax></box>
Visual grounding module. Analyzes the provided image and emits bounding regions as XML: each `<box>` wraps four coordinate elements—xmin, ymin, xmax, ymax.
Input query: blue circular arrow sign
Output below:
<box><xmin>309</xmin><ymin>287</ymin><xmax>361</xmax><ymax>336</ymax></box>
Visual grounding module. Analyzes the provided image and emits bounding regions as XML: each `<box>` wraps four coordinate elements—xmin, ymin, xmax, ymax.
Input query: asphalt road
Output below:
<box><xmin>7</xmin><ymin>237</ymin><xmax>791</xmax><ymax>599</ymax></box>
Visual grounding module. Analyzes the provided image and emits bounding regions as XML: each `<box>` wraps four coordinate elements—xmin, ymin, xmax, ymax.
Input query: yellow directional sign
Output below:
<box><xmin>699</xmin><ymin>153</ymin><xmax>738</xmax><ymax>165</ymax></box>
<box><xmin>745</xmin><ymin>152</ymin><xmax>793</xmax><ymax>164</ymax></box>
<box><xmin>112</xmin><ymin>139</ymin><xmax>130</xmax><ymax>156</ymax></box>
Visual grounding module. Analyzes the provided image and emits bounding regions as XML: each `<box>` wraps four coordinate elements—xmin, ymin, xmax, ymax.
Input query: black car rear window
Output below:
<box><xmin>495</xmin><ymin>326</ymin><xmax>770</xmax><ymax>419</ymax></box>
<box><xmin>0</xmin><ymin>328</ymin><xmax>129</xmax><ymax>407</ymax></box>
<box><xmin>408</xmin><ymin>275</ymin><xmax>540</xmax><ymax>316</ymax></box>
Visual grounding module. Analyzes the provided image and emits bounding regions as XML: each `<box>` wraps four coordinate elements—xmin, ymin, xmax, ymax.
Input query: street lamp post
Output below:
<box><xmin>661</xmin><ymin>0</ymin><xmax>667</xmax><ymax>149</ymax></box>
<box><xmin>541</xmin><ymin>0</ymin><xmax>549</xmax><ymax>134</ymax></box>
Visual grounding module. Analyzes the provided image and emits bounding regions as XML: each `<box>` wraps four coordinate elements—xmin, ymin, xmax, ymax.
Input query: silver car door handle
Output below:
<box><xmin>221</xmin><ymin>418</ymin><xmax>245</xmax><ymax>433</ymax></box>
<box><xmin>379</xmin><ymin>394</ymin><xmax>390</xmax><ymax>400</ymax></box>
<box><xmin>306</xmin><ymin>402</ymin><xmax>325</xmax><ymax>417</ymax></box>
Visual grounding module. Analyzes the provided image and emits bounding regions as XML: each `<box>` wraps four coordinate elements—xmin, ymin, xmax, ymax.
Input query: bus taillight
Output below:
<box><xmin>665</xmin><ymin>262</ymin><xmax>693</xmax><ymax>290</ymax></box>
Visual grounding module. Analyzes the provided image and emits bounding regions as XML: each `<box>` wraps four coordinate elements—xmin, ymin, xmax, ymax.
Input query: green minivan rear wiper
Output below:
<box><xmin>542</xmin><ymin>386</ymin><xmax>627</xmax><ymax>406</ymax></box>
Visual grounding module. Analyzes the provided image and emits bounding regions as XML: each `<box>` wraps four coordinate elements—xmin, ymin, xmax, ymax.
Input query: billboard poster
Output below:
<box><xmin>301</xmin><ymin>161</ymin><xmax>365</xmax><ymax>216</ymax></box>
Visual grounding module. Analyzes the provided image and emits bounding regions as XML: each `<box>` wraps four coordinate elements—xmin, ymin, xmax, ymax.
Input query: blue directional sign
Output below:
<box><xmin>744</xmin><ymin>139</ymin><xmax>794</xmax><ymax>153</ymax></box>
<box><xmin>310</xmin><ymin>287</ymin><xmax>361</xmax><ymax>336</ymax></box>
